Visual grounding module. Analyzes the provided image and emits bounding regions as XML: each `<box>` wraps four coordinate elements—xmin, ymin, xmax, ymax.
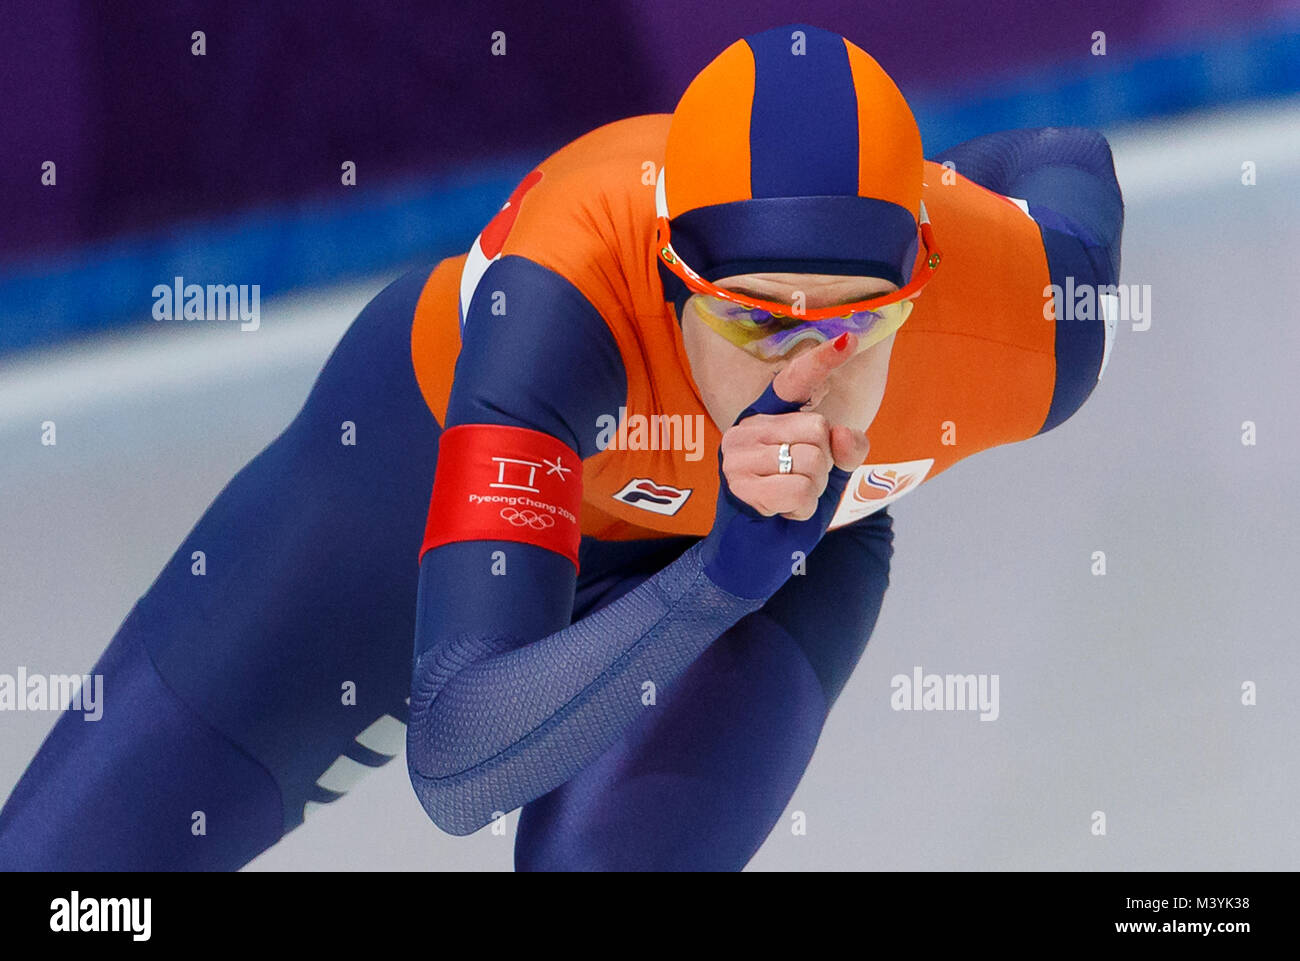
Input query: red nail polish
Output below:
<box><xmin>833</xmin><ymin>332</ymin><xmax>850</xmax><ymax>351</ymax></box>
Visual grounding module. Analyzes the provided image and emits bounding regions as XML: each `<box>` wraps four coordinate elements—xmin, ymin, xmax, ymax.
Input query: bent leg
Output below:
<box><xmin>514</xmin><ymin>509</ymin><xmax>894</xmax><ymax>871</ymax></box>
<box><xmin>0</xmin><ymin>264</ymin><xmax>443</xmax><ymax>870</ymax></box>
<box><xmin>0</xmin><ymin>625</ymin><xmax>283</xmax><ymax>871</ymax></box>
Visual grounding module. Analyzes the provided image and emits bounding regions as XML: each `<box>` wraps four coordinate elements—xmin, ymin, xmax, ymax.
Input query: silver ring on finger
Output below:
<box><xmin>777</xmin><ymin>442</ymin><xmax>793</xmax><ymax>474</ymax></box>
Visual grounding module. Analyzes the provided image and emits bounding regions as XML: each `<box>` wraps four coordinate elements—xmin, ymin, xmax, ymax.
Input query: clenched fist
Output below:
<box><xmin>720</xmin><ymin>332</ymin><xmax>871</xmax><ymax>520</ymax></box>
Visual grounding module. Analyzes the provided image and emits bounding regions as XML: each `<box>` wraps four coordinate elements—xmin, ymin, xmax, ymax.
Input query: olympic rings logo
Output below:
<box><xmin>499</xmin><ymin>507</ymin><xmax>555</xmax><ymax>530</ymax></box>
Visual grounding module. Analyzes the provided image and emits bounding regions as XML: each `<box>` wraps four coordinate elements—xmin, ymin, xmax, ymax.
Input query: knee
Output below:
<box><xmin>513</xmin><ymin>791</ymin><xmax>594</xmax><ymax>871</ymax></box>
<box><xmin>513</xmin><ymin>794</ymin><xmax>645</xmax><ymax>872</ymax></box>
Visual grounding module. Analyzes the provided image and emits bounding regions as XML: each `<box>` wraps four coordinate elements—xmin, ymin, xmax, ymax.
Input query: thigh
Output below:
<box><xmin>136</xmin><ymin>263</ymin><xmax>443</xmax><ymax>833</ymax></box>
<box><xmin>0</xmin><ymin>622</ymin><xmax>288</xmax><ymax>870</ymax></box>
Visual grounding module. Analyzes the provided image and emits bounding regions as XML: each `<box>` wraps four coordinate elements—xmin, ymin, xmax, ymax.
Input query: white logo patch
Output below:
<box><xmin>827</xmin><ymin>458</ymin><xmax>934</xmax><ymax>529</ymax></box>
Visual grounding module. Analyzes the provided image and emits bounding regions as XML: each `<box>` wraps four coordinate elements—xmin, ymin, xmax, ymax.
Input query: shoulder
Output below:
<box><xmin>502</xmin><ymin>114</ymin><xmax>671</xmax><ymax>264</ymax></box>
<box><xmin>449</xmin><ymin>255</ymin><xmax>627</xmax><ymax>455</ymax></box>
<box><xmin>494</xmin><ymin>115</ymin><xmax>670</xmax><ymax>316</ymax></box>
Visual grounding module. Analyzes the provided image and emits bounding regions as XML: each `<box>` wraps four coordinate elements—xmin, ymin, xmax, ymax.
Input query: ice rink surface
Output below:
<box><xmin>2</xmin><ymin>97</ymin><xmax>1298</xmax><ymax>870</ymax></box>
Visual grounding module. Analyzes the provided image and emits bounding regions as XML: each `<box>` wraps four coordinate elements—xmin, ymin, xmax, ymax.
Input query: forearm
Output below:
<box><xmin>406</xmin><ymin>538</ymin><xmax>765</xmax><ymax>835</ymax></box>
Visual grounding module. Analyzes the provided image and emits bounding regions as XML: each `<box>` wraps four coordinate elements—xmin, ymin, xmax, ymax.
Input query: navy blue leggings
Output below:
<box><xmin>0</xmin><ymin>265</ymin><xmax>893</xmax><ymax>871</ymax></box>
<box><xmin>0</xmin><ymin>267</ymin><xmax>440</xmax><ymax>870</ymax></box>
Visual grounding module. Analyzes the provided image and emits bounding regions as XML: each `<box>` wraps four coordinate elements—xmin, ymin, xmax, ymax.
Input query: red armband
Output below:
<box><xmin>420</xmin><ymin>424</ymin><xmax>582</xmax><ymax>570</ymax></box>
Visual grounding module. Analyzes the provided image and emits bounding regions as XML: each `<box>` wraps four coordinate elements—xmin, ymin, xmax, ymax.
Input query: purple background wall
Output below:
<box><xmin>1</xmin><ymin>0</ymin><xmax>1297</xmax><ymax>351</ymax></box>
<box><xmin>2</xmin><ymin>2</ymin><xmax>660</xmax><ymax>262</ymax></box>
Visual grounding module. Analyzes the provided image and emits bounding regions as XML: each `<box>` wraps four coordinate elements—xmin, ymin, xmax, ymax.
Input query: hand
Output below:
<box><xmin>720</xmin><ymin>333</ymin><xmax>870</xmax><ymax>520</ymax></box>
<box><xmin>701</xmin><ymin>332</ymin><xmax>870</xmax><ymax>600</ymax></box>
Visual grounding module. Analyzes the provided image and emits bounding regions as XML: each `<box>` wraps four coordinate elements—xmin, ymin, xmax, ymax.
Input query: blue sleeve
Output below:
<box><xmin>407</xmin><ymin>256</ymin><xmax>850</xmax><ymax>835</ymax></box>
<box><xmin>411</xmin><ymin>537</ymin><xmax>767</xmax><ymax>835</ymax></box>
<box><xmin>934</xmin><ymin>127</ymin><xmax>1125</xmax><ymax>431</ymax></box>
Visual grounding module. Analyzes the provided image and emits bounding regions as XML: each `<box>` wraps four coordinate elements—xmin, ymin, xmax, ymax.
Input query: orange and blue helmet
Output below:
<box><xmin>657</xmin><ymin>24</ymin><xmax>925</xmax><ymax>314</ymax></box>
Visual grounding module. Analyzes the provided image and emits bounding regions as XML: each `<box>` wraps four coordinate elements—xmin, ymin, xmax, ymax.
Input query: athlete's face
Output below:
<box><xmin>681</xmin><ymin>272</ymin><xmax>899</xmax><ymax>432</ymax></box>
